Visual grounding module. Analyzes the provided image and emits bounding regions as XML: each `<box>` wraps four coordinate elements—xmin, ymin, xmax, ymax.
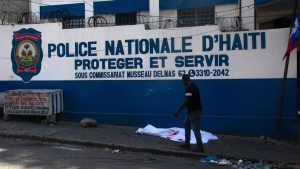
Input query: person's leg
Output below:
<box><xmin>190</xmin><ymin>113</ymin><xmax>204</xmax><ymax>152</ymax></box>
<box><xmin>183</xmin><ymin>115</ymin><xmax>191</xmax><ymax>146</ymax></box>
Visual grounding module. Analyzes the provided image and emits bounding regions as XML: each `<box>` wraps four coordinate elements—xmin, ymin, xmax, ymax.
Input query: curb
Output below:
<box><xmin>1</xmin><ymin>132</ymin><xmax>300</xmax><ymax>167</ymax></box>
<box><xmin>0</xmin><ymin>132</ymin><xmax>206</xmax><ymax>158</ymax></box>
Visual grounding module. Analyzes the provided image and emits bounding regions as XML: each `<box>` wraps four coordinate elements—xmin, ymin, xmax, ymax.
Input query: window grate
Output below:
<box><xmin>115</xmin><ymin>12</ymin><xmax>137</xmax><ymax>26</ymax></box>
<box><xmin>178</xmin><ymin>6</ymin><xmax>215</xmax><ymax>27</ymax></box>
<box><xmin>62</xmin><ymin>17</ymin><xmax>85</xmax><ymax>29</ymax></box>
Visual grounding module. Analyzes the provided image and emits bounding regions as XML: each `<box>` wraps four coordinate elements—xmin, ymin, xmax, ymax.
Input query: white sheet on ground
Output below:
<box><xmin>136</xmin><ymin>124</ymin><xmax>218</xmax><ymax>144</ymax></box>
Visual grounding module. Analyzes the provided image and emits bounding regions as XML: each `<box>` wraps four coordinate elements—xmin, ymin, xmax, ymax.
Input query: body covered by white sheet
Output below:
<box><xmin>136</xmin><ymin>124</ymin><xmax>218</xmax><ymax>144</ymax></box>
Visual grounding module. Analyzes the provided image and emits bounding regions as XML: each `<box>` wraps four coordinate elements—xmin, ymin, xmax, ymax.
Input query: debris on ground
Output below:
<box><xmin>112</xmin><ymin>149</ymin><xmax>120</xmax><ymax>153</ymax></box>
<box><xmin>80</xmin><ymin>118</ymin><xmax>98</xmax><ymax>128</ymax></box>
<box><xmin>200</xmin><ymin>156</ymin><xmax>273</xmax><ymax>169</ymax></box>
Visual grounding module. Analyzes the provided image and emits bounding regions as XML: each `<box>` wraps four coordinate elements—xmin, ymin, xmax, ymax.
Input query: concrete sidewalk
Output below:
<box><xmin>0</xmin><ymin>119</ymin><xmax>299</xmax><ymax>166</ymax></box>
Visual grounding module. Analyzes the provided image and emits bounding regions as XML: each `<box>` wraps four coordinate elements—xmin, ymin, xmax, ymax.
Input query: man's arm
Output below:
<box><xmin>174</xmin><ymin>96</ymin><xmax>190</xmax><ymax>117</ymax></box>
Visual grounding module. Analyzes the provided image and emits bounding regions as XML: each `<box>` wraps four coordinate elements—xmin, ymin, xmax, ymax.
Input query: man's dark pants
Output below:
<box><xmin>184</xmin><ymin>111</ymin><xmax>204</xmax><ymax>151</ymax></box>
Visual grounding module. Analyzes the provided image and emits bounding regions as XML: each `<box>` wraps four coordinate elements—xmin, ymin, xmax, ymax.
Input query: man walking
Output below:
<box><xmin>174</xmin><ymin>74</ymin><xmax>204</xmax><ymax>152</ymax></box>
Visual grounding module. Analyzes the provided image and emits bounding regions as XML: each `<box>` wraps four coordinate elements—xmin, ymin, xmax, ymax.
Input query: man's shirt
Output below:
<box><xmin>185</xmin><ymin>82</ymin><xmax>202</xmax><ymax>113</ymax></box>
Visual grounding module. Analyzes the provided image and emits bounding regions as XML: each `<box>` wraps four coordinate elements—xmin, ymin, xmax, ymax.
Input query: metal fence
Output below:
<box><xmin>0</xmin><ymin>11</ymin><xmax>40</xmax><ymax>25</ymax></box>
<box><xmin>0</xmin><ymin>10</ymin><xmax>244</xmax><ymax>32</ymax></box>
<box><xmin>216</xmin><ymin>16</ymin><xmax>246</xmax><ymax>32</ymax></box>
<box><xmin>0</xmin><ymin>10</ymin><xmax>189</xmax><ymax>29</ymax></box>
<box><xmin>87</xmin><ymin>14</ymin><xmax>181</xmax><ymax>29</ymax></box>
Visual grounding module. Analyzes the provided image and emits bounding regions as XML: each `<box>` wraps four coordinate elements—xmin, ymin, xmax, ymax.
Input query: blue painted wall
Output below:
<box><xmin>94</xmin><ymin>0</ymin><xmax>149</xmax><ymax>15</ymax></box>
<box><xmin>93</xmin><ymin>0</ymin><xmax>238</xmax><ymax>14</ymax></box>
<box><xmin>40</xmin><ymin>3</ymin><xmax>85</xmax><ymax>19</ymax></box>
<box><xmin>160</xmin><ymin>0</ymin><xmax>238</xmax><ymax>10</ymax></box>
<box><xmin>159</xmin><ymin>0</ymin><xmax>273</xmax><ymax>10</ymax></box>
<box><xmin>254</xmin><ymin>0</ymin><xmax>274</xmax><ymax>5</ymax></box>
<box><xmin>38</xmin><ymin>0</ymin><xmax>273</xmax><ymax>17</ymax></box>
<box><xmin>0</xmin><ymin>78</ymin><xmax>297</xmax><ymax>139</ymax></box>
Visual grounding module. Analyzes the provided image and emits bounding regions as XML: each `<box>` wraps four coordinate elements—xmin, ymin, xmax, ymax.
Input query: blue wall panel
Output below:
<box><xmin>0</xmin><ymin>79</ymin><xmax>297</xmax><ymax>139</ymax></box>
<box><xmin>160</xmin><ymin>0</ymin><xmax>238</xmax><ymax>10</ymax></box>
<box><xmin>94</xmin><ymin>0</ymin><xmax>149</xmax><ymax>15</ymax></box>
<box><xmin>39</xmin><ymin>0</ymin><xmax>272</xmax><ymax>18</ymax></box>
<box><xmin>254</xmin><ymin>0</ymin><xmax>274</xmax><ymax>5</ymax></box>
<box><xmin>40</xmin><ymin>3</ymin><xmax>85</xmax><ymax>19</ymax></box>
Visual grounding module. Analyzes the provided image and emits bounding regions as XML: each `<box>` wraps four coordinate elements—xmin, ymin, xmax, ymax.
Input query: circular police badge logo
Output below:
<box><xmin>11</xmin><ymin>28</ymin><xmax>43</xmax><ymax>83</ymax></box>
<box><xmin>15</xmin><ymin>40</ymin><xmax>39</xmax><ymax>67</ymax></box>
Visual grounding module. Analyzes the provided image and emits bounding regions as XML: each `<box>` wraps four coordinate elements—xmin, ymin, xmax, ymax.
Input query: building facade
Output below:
<box><xmin>0</xmin><ymin>0</ymin><xmax>299</xmax><ymax>139</ymax></box>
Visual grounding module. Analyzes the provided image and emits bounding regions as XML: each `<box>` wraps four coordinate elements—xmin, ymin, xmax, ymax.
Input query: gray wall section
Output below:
<box><xmin>0</xmin><ymin>1</ymin><xmax>29</xmax><ymax>24</ymax></box>
<box><xmin>0</xmin><ymin>1</ymin><xmax>29</xmax><ymax>13</ymax></box>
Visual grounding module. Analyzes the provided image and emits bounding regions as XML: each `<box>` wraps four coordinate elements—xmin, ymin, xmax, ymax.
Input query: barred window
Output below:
<box><xmin>177</xmin><ymin>6</ymin><xmax>215</xmax><ymax>27</ymax></box>
<box><xmin>62</xmin><ymin>17</ymin><xmax>85</xmax><ymax>29</ymax></box>
<box><xmin>115</xmin><ymin>12</ymin><xmax>137</xmax><ymax>26</ymax></box>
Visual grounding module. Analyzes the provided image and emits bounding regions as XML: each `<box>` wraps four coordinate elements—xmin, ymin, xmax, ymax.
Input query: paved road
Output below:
<box><xmin>0</xmin><ymin>137</ymin><xmax>231</xmax><ymax>169</ymax></box>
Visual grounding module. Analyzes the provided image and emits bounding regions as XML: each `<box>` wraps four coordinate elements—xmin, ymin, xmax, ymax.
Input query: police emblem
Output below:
<box><xmin>11</xmin><ymin>28</ymin><xmax>43</xmax><ymax>83</ymax></box>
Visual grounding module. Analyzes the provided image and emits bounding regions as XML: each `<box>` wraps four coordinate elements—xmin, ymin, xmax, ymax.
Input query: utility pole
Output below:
<box><xmin>238</xmin><ymin>0</ymin><xmax>242</xmax><ymax>31</ymax></box>
<box><xmin>276</xmin><ymin>0</ymin><xmax>299</xmax><ymax>140</ymax></box>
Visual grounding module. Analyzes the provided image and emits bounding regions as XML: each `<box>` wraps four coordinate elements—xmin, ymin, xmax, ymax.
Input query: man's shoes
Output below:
<box><xmin>179</xmin><ymin>144</ymin><xmax>190</xmax><ymax>149</ymax></box>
